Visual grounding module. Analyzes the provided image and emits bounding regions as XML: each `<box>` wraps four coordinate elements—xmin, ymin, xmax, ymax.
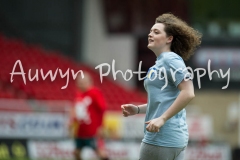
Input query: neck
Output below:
<box><xmin>153</xmin><ymin>48</ymin><xmax>171</xmax><ymax>57</ymax></box>
<box><xmin>79</xmin><ymin>85</ymin><xmax>93</xmax><ymax>92</ymax></box>
<box><xmin>151</xmin><ymin>45</ymin><xmax>171</xmax><ymax>57</ymax></box>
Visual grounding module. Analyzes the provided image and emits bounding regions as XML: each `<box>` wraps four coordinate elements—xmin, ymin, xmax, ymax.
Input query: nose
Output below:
<box><xmin>148</xmin><ymin>32</ymin><xmax>152</xmax><ymax>38</ymax></box>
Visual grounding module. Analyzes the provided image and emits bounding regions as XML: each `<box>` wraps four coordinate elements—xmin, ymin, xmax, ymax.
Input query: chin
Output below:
<box><xmin>147</xmin><ymin>44</ymin><xmax>154</xmax><ymax>50</ymax></box>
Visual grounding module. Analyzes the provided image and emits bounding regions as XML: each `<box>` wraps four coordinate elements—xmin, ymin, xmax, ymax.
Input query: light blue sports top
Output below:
<box><xmin>143</xmin><ymin>52</ymin><xmax>189</xmax><ymax>148</ymax></box>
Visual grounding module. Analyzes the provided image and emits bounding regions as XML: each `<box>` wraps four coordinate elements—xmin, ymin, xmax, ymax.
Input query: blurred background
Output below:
<box><xmin>0</xmin><ymin>0</ymin><xmax>239</xmax><ymax>160</ymax></box>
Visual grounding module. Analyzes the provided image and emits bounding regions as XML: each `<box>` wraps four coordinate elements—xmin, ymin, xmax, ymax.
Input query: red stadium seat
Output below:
<box><xmin>0</xmin><ymin>34</ymin><xmax>147</xmax><ymax>110</ymax></box>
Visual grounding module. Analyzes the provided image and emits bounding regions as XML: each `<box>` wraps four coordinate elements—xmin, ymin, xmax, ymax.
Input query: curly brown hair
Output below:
<box><xmin>155</xmin><ymin>13</ymin><xmax>202</xmax><ymax>60</ymax></box>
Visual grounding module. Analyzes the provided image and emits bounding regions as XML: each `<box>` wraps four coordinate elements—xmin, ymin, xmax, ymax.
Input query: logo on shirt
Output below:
<box><xmin>146</xmin><ymin>68</ymin><xmax>157</xmax><ymax>80</ymax></box>
<box><xmin>75</xmin><ymin>96</ymin><xmax>92</xmax><ymax>124</ymax></box>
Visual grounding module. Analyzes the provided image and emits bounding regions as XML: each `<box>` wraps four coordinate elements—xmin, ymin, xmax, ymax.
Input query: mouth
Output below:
<box><xmin>148</xmin><ymin>39</ymin><xmax>154</xmax><ymax>43</ymax></box>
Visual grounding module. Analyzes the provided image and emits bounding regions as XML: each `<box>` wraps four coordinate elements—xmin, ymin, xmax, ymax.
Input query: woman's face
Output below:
<box><xmin>147</xmin><ymin>23</ymin><xmax>172</xmax><ymax>52</ymax></box>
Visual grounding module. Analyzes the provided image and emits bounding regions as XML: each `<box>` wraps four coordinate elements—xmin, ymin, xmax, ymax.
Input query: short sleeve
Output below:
<box><xmin>164</xmin><ymin>55</ymin><xmax>190</xmax><ymax>87</ymax></box>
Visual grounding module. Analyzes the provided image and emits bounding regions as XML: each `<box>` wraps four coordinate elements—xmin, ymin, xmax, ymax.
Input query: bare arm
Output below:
<box><xmin>146</xmin><ymin>80</ymin><xmax>194</xmax><ymax>132</ymax></box>
<box><xmin>121</xmin><ymin>103</ymin><xmax>148</xmax><ymax>116</ymax></box>
<box><xmin>137</xmin><ymin>103</ymin><xmax>148</xmax><ymax>114</ymax></box>
<box><xmin>161</xmin><ymin>80</ymin><xmax>195</xmax><ymax>121</ymax></box>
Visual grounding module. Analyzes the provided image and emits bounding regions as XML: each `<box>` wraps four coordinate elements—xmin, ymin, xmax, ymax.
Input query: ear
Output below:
<box><xmin>167</xmin><ymin>36</ymin><xmax>173</xmax><ymax>43</ymax></box>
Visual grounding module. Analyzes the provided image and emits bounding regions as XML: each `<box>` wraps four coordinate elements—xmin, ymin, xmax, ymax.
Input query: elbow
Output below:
<box><xmin>183</xmin><ymin>90</ymin><xmax>195</xmax><ymax>100</ymax></box>
<box><xmin>181</xmin><ymin>89</ymin><xmax>195</xmax><ymax>101</ymax></box>
<box><xmin>189</xmin><ymin>92</ymin><xmax>195</xmax><ymax>100</ymax></box>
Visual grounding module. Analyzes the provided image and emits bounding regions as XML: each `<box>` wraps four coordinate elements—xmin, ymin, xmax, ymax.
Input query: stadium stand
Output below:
<box><xmin>0</xmin><ymin>34</ymin><xmax>146</xmax><ymax>110</ymax></box>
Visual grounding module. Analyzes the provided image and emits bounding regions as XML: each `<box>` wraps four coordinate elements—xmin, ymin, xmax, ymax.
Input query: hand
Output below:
<box><xmin>145</xmin><ymin>117</ymin><xmax>166</xmax><ymax>133</ymax></box>
<box><xmin>121</xmin><ymin>104</ymin><xmax>138</xmax><ymax>117</ymax></box>
<box><xmin>68</xmin><ymin>122</ymin><xmax>77</xmax><ymax>138</ymax></box>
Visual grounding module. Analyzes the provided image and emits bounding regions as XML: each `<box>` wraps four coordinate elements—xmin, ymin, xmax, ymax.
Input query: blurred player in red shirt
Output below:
<box><xmin>69</xmin><ymin>72</ymin><xmax>109</xmax><ymax>160</ymax></box>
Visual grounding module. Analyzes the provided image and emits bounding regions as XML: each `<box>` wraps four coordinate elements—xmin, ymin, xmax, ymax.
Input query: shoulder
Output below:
<box><xmin>162</xmin><ymin>52</ymin><xmax>183</xmax><ymax>63</ymax></box>
<box><xmin>155</xmin><ymin>52</ymin><xmax>180</xmax><ymax>68</ymax></box>
<box><xmin>88</xmin><ymin>87</ymin><xmax>103</xmax><ymax>96</ymax></box>
<box><xmin>160</xmin><ymin>52</ymin><xmax>187</xmax><ymax>71</ymax></box>
<box><xmin>74</xmin><ymin>90</ymin><xmax>83</xmax><ymax>101</ymax></box>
